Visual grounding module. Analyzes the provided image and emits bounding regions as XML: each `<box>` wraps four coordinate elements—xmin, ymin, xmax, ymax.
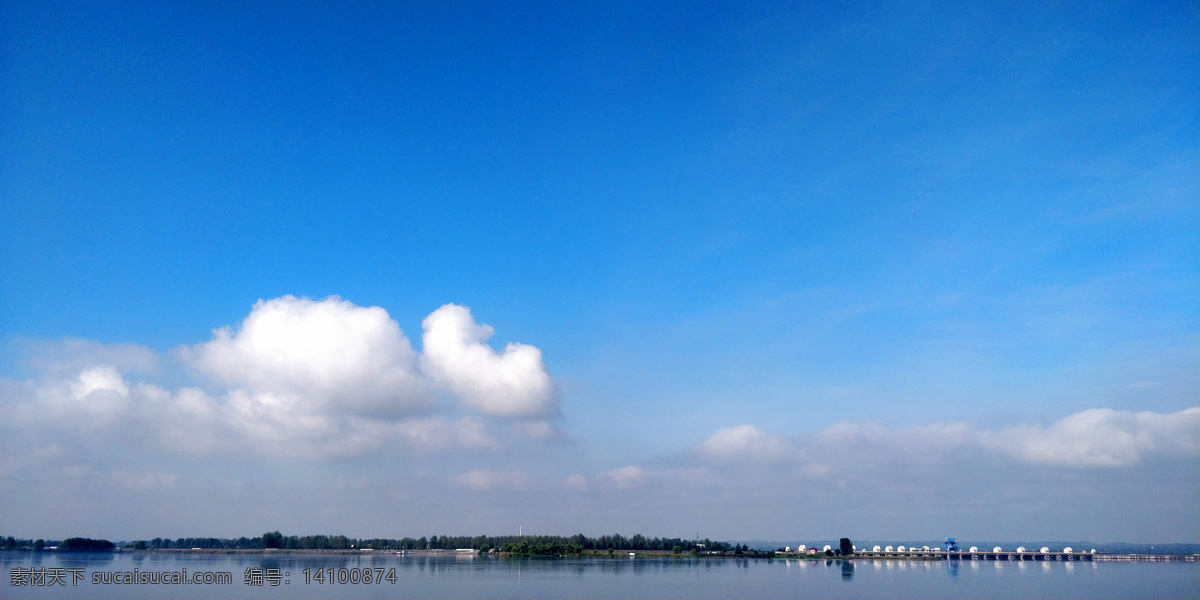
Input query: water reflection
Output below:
<box><xmin>839</xmin><ymin>559</ymin><xmax>854</xmax><ymax>581</ymax></box>
<box><xmin>2</xmin><ymin>552</ymin><xmax>1195</xmax><ymax>600</ymax></box>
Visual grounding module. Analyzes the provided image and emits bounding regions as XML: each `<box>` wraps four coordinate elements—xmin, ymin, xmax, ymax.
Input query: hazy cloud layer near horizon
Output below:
<box><xmin>2</xmin><ymin>297</ymin><xmax>1196</xmax><ymax>542</ymax></box>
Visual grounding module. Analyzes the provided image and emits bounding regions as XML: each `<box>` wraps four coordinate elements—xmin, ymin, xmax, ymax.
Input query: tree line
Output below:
<box><xmin>3</xmin><ymin>537</ymin><xmax>57</xmax><ymax>551</ymax></box>
<box><xmin>204</xmin><ymin>532</ymin><xmax>734</xmax><ymax>553</ymax></box>
<box><xmin>3</xmin><ymin>532</ymin><xmax>738</xmax><ymax>553</ymax></box>
<box><xmin>2</xmin><ymin>537</ymin><xmax>114</xmax><ymax>551</ymax></box>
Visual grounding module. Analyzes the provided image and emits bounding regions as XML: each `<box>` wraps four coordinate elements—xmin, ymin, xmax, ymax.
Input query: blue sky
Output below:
<box><xmin>2</xmin><ymin>1</ymin><xmax>1197</xmax><ymax>543</ymax></box>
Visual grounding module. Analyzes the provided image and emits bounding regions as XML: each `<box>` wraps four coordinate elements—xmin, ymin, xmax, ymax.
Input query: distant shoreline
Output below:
<box><xmin>5</xmin><ymin>547</ymin><xmax>1196</xmax><ymax>561</ymax></box>
<box><xmin>5</xmin><ymin>534</ymin><xmax>1197</xmax><ymax>558</ymax></box>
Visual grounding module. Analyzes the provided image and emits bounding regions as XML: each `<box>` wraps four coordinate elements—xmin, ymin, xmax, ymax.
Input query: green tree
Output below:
<box><xmin>60</xmin><ymin>538</ymin><xmax>116</xmax><ymax>552</ymax></box>
<box><xmin>839</xmin><ymin>538</ymin><xmax>853</xmax><ymax>556</ymax></box>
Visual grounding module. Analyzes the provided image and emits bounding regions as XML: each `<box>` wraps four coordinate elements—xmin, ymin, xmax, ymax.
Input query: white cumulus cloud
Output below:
<box><xmin>180</xmin><ymin>295</ymin><xmax>431</xmax><ymax>416</ymax></box>
<box><xmin>694</xmin><ymin>424</ymin><xmax>791</xmax><ymax>462</ymax></box>
<box><xmin>421</xmin><ymin>304</ymin><xmax>556</xmax><ymax>418</ymax></box>
<box><xmin>3</xmin><ymin>297</ymin><xmax>562</xmax><ymax>461</ymax></box>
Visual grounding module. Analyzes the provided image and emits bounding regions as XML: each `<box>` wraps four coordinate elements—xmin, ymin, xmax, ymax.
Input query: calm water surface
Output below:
<box><xmin>2</xmin><ymin>552</ymin><xmax>1197</xmax><ymax>599</ymax></box>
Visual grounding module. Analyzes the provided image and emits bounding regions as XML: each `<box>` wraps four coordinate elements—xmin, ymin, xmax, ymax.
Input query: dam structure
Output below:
<box><xmin>848</xmin><ymin>539</ymin><xmax>1197</xmax><ymax>562</ymax></box>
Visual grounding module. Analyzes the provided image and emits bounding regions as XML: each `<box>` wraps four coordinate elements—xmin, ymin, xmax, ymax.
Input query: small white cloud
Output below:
<box><xmin>71</xmin><ymin>366</ymin><xmax>130</xmax><ymax>399</ymax></box>
<box><xmin>454</xmin><ymin>469</ymin><xmax>530</xmax><ymax>491</ymax></box>
<box><xmin>695</xmin><ymin>424</ymin><xmax>790</xmax><ymax>462</ymax></box>
<box><xmin>421</xmin><ymin>304</ymin><xmax>556</xmax><ymax>418</ymax></box>
<box><xmin>597</xmin><ymin>465</ymin><xmax>647</xmax><ymax>490</ymax></box>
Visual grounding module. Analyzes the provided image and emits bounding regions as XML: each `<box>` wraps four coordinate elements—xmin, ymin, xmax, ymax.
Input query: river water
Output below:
<box><xmin>2</xmin><ymin>552</ymin><xmax>1197</xmax><ymax>599</ymax></box>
